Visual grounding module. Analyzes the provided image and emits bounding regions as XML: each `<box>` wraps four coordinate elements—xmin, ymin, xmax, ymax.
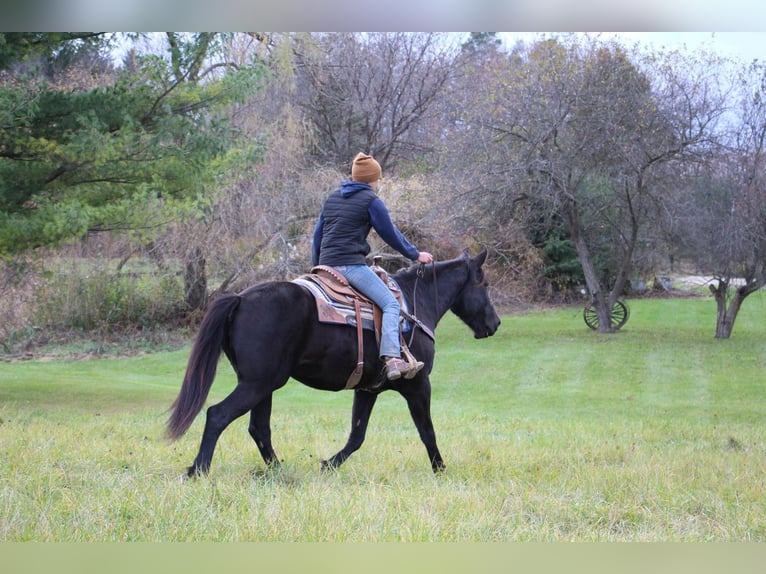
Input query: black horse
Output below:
<box><xmin>167</xmin><ymin>249</ymin><xmax>500</xmax><ymax>477</ymax></box>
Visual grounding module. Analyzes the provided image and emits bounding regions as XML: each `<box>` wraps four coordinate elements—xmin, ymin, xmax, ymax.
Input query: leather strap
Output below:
<box><xmin>344</xmin><ymin>298</ymin><xmax>365</xmax><ymax>389</ymax></box>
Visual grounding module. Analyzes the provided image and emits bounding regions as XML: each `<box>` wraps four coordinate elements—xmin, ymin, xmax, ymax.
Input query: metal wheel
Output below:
<box><xmin>583</xmin><ymin>299</ymin><xmax>630</xmax><ymax>331</ymax></box>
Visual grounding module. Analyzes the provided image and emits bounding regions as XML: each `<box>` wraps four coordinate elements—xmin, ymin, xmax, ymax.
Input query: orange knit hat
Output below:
<box><xmin>351</xmin><ymin>152</ymin><xmax>382</xmax><ymax>183</ymax></box>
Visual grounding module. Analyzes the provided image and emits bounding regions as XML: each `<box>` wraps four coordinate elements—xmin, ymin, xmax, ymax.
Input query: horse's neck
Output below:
<box><xmin>400</xmin><ymin>261</ymin><xmax>467</xmax><ymax>327</ymax></box>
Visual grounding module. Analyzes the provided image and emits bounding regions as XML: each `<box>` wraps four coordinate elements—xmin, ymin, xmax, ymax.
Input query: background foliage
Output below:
<box><xmin>2</xmin><ymin>32</ymin><xmax>766</xmax><ymax>351</ymax></box>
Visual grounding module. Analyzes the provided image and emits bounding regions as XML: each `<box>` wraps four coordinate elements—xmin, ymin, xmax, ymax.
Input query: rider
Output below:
<box><xmin>312</xmin><ymin>152</ymin><xmax>434</xmax><ymax>381</ymax></box>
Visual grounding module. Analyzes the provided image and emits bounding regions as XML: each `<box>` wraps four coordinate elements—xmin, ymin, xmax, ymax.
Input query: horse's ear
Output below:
<box><xmin>474</xmin><ymin>248</ymin><xmax>488</xmax><ymax>267</ymax></box>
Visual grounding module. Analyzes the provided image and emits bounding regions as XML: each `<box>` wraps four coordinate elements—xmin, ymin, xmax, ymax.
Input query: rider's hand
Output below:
<box><xmin>417</xmin><ymin>251</ymin><xmax>434</xmax><ymax>264</ymax></box>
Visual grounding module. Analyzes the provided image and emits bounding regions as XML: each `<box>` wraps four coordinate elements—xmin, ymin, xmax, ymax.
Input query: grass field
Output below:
<box><xmin>1</xmin><ymin>296</ymin><xmax>766</xmax><ymax>541</ymax></box>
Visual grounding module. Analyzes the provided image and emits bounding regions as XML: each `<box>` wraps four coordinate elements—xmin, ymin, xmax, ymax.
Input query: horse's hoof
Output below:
<box><xmin>186</xmin><ymin>465</ymin><xmax>207</xmax><ymax>479</ymax></box>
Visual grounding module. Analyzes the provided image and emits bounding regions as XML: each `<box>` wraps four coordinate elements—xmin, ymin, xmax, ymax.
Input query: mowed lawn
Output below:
<box><xmin>1</xmin><ymin>296</ymin><xmax>765</xmax><ymax>541</ymax></box>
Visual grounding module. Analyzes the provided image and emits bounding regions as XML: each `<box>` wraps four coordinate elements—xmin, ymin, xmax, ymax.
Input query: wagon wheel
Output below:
<box><xmin>583</xmin><ymin>299</ymin><xmax>630</xmax><ymax>331</ymax></box>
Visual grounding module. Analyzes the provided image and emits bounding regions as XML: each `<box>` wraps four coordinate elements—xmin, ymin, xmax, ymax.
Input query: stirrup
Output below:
<box><xmin>400</xmin><ymin>345</ymin><xmax>424</xmax><ymax>379</ymax></box>
<box><xmin>403</xmin><ymin>359</ymin><xmax>424</xmax><ymax>379</ymax></box>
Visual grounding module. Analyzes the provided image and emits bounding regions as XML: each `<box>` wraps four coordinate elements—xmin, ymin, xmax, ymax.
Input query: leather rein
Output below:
<box><xmin>404</xmin><ymin>262</ymin><xmax>438</xmax><ymax>346</ymax></box>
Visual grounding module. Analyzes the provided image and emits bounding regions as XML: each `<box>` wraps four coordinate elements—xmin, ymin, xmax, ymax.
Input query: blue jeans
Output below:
<box><xmin>336</xmin><ymin>264</ymin><xmax>401</xmax><ymax>359</ymax></box>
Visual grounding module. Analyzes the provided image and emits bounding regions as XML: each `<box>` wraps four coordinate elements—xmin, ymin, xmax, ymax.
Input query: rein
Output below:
<box><xmin>405</xmin><ymin>262</ymin><xmax>438</xmax><ymax>345</ymax></box>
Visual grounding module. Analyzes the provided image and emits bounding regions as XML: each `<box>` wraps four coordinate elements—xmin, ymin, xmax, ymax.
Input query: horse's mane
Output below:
<box><xmin>392</xmin><ymin>263</ymin><xmax>421</xmax><ymax>282</ymax></box>
<box><xmin>393</xmin><ymin>254</ymin><xmax>467</xmax><ymax>284</ymax></box>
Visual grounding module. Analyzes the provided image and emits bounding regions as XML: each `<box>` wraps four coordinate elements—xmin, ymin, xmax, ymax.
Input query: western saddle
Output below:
<box><xmin>293</xmin><ymin>260</ymin><xmax>422</xmax><ymax>389</ymax></box>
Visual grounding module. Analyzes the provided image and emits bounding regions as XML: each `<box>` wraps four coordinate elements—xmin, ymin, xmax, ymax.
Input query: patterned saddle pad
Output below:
<box><xmin>293</xmin><ymin>265</ymin><xmax>410</xmax><ymax>333</ymax></box>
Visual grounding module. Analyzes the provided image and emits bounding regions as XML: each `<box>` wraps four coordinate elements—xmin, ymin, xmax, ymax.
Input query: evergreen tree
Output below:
<box><xmin>0</xmin><ymin>32</ymin><xmax>264</xmax><ymax>256</ymax></box>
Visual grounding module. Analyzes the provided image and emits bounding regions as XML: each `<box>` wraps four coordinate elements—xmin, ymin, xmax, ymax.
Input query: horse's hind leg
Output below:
<box><xmin>248</xmin><ymin>394</ymin><xmax>279</xmax><ymax>467</ymax></box>
<box><xmin>188</xmin><ymin>382</ymin><xmax>266</xmax><ymax>477</ymax></box>
<box><xmin>322</xmin><ymin>390</ymin><xmax>378</xmax><ymax>471</ymax></box>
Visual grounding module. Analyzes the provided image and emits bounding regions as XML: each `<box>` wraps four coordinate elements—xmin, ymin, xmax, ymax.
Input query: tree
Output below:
<box><xmin>0</xmin><ymin>32</ymin><xmax>110</xmax><ymax>71</ymax></box>
<box><xmin>442</xmin><ymin>35</ymin><xmax>727</xmax><ymax>331</ymax></box>
<box><xmin>436</xmin><ymin>32</ymin><xmax>545</xmax><ymax>291</ymax></box>
<box><xmin>0</xmin><ymin>33</ymin><xmax>264</xmax><ymax>262</ymax></box>
<box><xmin>150</xmin><ymin>32</ymin><xmax>329</xmax><ymax>298</ymax></box>
<box><xmin>291</xmin><ymin>32</ymin><xmax>457</xmax><ymax>172</ymax></box>
<box><xmin>676</xmin><ymin>60</ymin><xmax>766</xmax><ymax>338</ymax></box>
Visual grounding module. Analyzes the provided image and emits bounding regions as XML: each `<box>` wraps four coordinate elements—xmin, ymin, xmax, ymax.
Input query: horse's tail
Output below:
<box><xmin>166</xmin><ymin>293</ymin><xmax>242</xmax><ymax>440</ymax></box>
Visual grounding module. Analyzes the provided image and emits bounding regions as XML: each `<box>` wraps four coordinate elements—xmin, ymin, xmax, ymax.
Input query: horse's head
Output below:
<box><xmin>451</xmin><ymin>248</ymin><xmax>501</xmax><ymax>339</ymax></box>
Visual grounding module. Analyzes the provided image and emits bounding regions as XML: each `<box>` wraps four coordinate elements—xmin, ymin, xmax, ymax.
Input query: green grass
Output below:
<box><xmin>1</xmin><ymin>296</ymin><xmax>766</xmax><ymax>541</ymax></box>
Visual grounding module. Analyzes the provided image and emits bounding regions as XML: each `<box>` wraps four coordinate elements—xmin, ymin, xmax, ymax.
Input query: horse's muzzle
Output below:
<box><xmin>474</xmin><ymin>318</ymin><xmax>500</xmax><ymax>339</ymax></box>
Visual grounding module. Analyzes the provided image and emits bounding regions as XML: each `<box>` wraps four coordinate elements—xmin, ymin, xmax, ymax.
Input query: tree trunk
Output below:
<box><xmin>184</xmin><ymin>247</ymin><xmax>208</xmax><ymax>312</ymax></box>
<box><xmin>567</xmin><ymin>202</ymin><xmax>617</xmax><ymax>333</ymax></box>
<box><xmin>708</xmin><ymin>280</ymin><xmax>759</xmax><ymax>339</ymax></box>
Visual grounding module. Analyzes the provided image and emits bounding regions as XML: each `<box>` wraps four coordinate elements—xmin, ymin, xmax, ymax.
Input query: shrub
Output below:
<box><xmin>33</xmin><ymin>262</ymin><xmax>184</xmax><ymax>332</ymax></box>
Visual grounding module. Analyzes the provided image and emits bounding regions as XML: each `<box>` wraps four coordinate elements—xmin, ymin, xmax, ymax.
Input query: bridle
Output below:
<box><xmin>405</xmin><ymin>258</ymin><xmax>488</xmax><ymax>346</ymax></box>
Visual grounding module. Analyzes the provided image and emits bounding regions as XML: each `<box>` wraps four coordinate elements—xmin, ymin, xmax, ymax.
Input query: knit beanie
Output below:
<box><xmin>351</xmin><ymin>152</ymin><xmax>382</xmax><ymax>183</ymax></box>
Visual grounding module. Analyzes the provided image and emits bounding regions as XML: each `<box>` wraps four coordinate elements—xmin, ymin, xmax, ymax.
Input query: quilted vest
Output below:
<box><xmin>317</xmin><ymin>186</ymin><xmax>377</xmax><ymax>266</ymax></box>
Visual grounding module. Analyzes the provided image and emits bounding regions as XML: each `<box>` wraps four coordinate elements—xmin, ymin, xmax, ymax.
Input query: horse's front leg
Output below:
<box><xmin>400</xmin><ymin>377</ymin><xmax>445</xmax><ymax>473</ymax></box>
<box><xmin>248</xmin><ymin>393</ymin><xmax>280</xmax><ymax>468</ymax></box>
<box><xmin>322</xmin><ymin>389</ymin><xmax>378</xmax><ymax>471</ymax></box>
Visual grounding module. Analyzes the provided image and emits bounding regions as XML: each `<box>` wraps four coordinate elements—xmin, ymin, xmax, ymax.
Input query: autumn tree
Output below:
<box><xmin>290</xmin><ymin>32</ymin><xmax>457</xmax><ymax>172</ymax></box>
<box><xmin>443</xmin><ymin>35</ymin><xmax>727</xmax><ymax>331</ymax></box>
<box><xmin>674</xmin><ymin>60</ymin><xmax>766</xmax><ymax>338</ymax></box>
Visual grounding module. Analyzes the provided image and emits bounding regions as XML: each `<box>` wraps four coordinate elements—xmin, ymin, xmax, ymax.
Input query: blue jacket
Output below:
<box><xmin>312</xmin><ymin>180</ymin><xmax>419</xmax><ymax>267</ymax></box>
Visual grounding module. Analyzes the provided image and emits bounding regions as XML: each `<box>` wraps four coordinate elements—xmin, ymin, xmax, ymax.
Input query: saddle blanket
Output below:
<box><xmin>293</xmin><ymin>275</ymin><xmax>411</xmax><ymax>333</ymax></box>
